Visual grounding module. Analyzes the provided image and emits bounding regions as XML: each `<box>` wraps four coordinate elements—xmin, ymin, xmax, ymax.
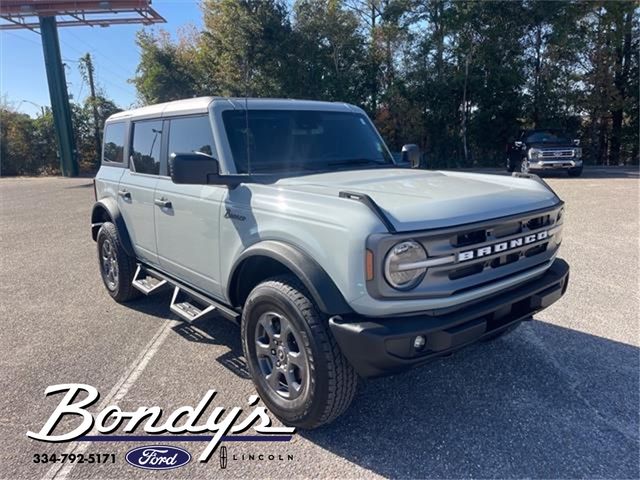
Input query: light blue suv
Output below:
<box><xmin>92</xmin><ymin>97</ymin><xmax>570</xmax><ymax>428</ymax></box>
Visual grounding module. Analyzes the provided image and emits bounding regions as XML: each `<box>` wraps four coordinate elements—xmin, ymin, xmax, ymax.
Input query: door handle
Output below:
<box><xmin>154</xmin><ymin>198</ymin><xmax>172</xmax><ymax>209</ymax></box>
<box><xmin>117</xmin><ymin>189</ymin><xmax>131</xmax><ymax>199</ymax></box>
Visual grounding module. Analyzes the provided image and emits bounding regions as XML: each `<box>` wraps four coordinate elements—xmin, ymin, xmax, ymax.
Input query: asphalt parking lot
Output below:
<box><xmin>1</xmin><ymin>167</ymin><xmax>638</xmax><ymax>479</ymax></box>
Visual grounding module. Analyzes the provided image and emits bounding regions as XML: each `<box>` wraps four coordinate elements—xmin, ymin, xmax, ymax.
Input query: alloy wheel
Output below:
<box><xmin>100</xmin><ymin>239</ymin><xmax>119</xmax><ymax>290</ymax></box>
<box><xmin>254</xmin><ymin>311</ymin><xmax>308</xmax><ymax>400</ymax></box>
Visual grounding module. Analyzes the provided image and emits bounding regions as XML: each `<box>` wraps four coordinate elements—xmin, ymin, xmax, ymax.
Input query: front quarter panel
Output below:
<box><xmin>219</xmin><ymin>183</ymin><xmax>385</xmax><ymax>305</ymax></box>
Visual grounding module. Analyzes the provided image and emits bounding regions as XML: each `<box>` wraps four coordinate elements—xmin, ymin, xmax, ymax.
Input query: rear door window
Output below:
<box><xmin>102</xmin><ymin>122</ymin><xmax>125</xmax><ymax>164</ymax></box>
<box><xmin>130</xmin><ymin>120</ymin><xmax>163</xmax><ymax>175</ymax></box>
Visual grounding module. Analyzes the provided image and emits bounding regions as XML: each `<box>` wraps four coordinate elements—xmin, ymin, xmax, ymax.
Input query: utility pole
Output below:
<box><xmin>1</xmin><ymin>1</ymin><xmax>165</xmax><ymax>177</ymax></box>
<box><xmin>80</xmin><ymin>53</ymin><xmax>101</xmax><ymax>169</ymax></box>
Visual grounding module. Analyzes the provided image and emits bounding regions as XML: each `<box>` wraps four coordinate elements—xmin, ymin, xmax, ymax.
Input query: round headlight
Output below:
<box><xmin>384</xmin><ymin>240</ymin><xmax>427</xmax><ymax>290</ymax></box>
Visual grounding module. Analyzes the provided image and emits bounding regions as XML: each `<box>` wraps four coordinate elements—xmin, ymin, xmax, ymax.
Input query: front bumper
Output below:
<box><xmin>329</xmin><ymin>258</ymin><xmax>569</xmax><ymax>378</ymax></box>
<box><xmin>529</xmin><ymin>159</ymin><xmax>582</xmax><ymax>170</ymax></box>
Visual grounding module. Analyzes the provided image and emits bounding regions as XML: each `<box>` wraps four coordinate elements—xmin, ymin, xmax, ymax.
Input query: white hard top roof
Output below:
<box><xmin>107</xmin><ymin>96</ymin><xmax>359</xmax><ymax>122</ymax></box>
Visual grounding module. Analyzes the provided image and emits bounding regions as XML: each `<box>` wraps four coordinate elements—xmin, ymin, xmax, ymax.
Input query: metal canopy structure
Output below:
<box><xmin>1</xmin><ymin>1</ymin><xmax>165</xmax><ymax>176</ymax></box>
<box><xmin>0</xmin><ymin>0</ymin><xmax>164</xmax><ymax>30</ymax></box>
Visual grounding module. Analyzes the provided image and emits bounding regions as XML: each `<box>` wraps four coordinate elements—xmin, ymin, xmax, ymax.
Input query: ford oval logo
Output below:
<box><xmin>125</xmin><ymin>445</ymin><xmax>191</xmax><ymax>470</ymax></box>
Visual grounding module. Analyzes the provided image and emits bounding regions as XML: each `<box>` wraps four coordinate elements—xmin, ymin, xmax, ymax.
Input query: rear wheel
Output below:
<box><xmin>96</xmin><ymin>222</ymin><xmax>140</xmax><ymax>302</ymax></box>
<box><xmin>241</xmin><ymin>275</ymin><xmax>357</xmax><ymax>429</ymax></box>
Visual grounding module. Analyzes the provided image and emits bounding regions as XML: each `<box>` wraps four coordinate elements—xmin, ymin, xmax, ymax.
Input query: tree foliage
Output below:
<box><xmin>130</xmin><ymin>0</ymin><xmax>638</xmax><ymax>167</ymax></box>
<box><xmin>1</xmin><ymin>93</ymin><xmax>120</xmax><ymax>175</ymax></box>
<box><xmin>4</xmin><ymin>0</ymin><xmax>637</xmax><ymax>176</ymax></box>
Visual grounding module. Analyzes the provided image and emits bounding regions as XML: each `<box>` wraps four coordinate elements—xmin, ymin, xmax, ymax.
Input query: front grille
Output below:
<box><xmin>448</xmin><ymin>242</ymin><xmax>549</xmax><ymax>281</ymax></box>
<box><xmin>541</xmin><ymin>149</ymin><xmax>574</xmax><ymax>158</ymax></box>
<box><xmin>367</xmin><ymin>204</ymin><xmax>564</xmax><ymax>300</ymax></box>
<box><xmin>453</xmin><ymin>213</ymin><xmax>551</xmax><ymax>249</ymax></box>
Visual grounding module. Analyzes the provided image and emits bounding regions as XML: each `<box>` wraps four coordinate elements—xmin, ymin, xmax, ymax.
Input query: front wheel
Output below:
<box><xmin>506</xmin><ymin>158</ymin><xmax>515</xmax><ymax>173</ymax></box>
<box><xmin>520</xmin><ymin>157</ymin><xmax>529</xmax><ymax>173</ymax></box>
<box><xmin>96</xmin><ymin>222</ymin><xmax>140</xmax><ymax>302</ymax></box>
<box><xmin>241</xmin><ymin>275</ymin><xmax>357</xmax><ymax>429</ymax></box>
<box><xmin>568</xmin><ymin>166</ymin><xmax>583</xmax><ymax>177</ymax></box>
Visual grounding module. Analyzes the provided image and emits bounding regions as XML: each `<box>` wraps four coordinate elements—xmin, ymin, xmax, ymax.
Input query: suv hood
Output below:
<box><xmin>276</xmin><ymin>169</ymin><xmax>560</xmax><ymax>231</ymax></box>
<box><xmin>527</xmin><ymin>142</ymin><xmax>575</xmax><ymax>149</ymax></box>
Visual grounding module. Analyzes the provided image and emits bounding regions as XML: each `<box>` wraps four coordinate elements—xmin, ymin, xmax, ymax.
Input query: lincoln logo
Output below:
<box><xmin>458</xmin><ymin>230</ymin><xmax>549</xmax><ymax>262</ymax></box>
<box><xmin>220</xmin><ymin>446</ymin><xmax>228</xmax><ymax>469</ymax></box>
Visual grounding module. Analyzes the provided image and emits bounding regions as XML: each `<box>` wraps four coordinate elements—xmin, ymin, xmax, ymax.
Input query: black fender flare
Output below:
<box><xmin>90</xmin><ymin>198</ymin><xmax>135</xmax><ymax>257</ymax></box>
<box><xmin>228</xmin><ymin>240</ymin><xmax>353</xmax><ymax>315</ymax></box>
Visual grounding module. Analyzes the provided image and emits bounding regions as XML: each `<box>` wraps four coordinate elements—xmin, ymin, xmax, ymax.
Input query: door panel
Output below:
<box><xmin>118</xmin><ymin>171</ymin><xmax>159</xmax><ymax>265</ymax></box>
<box><xmin>154</xmin><ymin>114</ymin><xmax>225</xmax><ymax>297</ymax></box>
<box><xmin>117</xmin><ymin>119</ymin><xmax>164</xmax><ymax>266</ymax></box>
<box><xmin>154</xmin><ymin>178</ymin><xmax>225</xmax><ymax>296</ymax></box>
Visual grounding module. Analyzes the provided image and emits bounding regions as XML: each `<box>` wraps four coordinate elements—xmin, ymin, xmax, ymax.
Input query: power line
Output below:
<box><xmin>94</xmin><ymin>64</ymin><xmax>137</xmax><ymax>96</ymax></box>
<box><xmin>5</xmin><ymin>27</ymin><xmax>139</xmax><ymax>101</ymax></box>
<box><xmin>2</xmin><ymin>31</ymin><xmax>41</xmax><ymax>46</ymax></box>
<box><xmin>64</xmin><ymin>29</ymin><xmax>139</xmax><ymax>75</ymax></box>
<box><xmin>57</xmin><ymin>36</ymin><xmax>130</xmax><ymax>83</ymax></box>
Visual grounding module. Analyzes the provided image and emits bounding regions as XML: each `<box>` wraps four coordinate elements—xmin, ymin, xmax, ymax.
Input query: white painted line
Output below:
<box><xmin>42</xmin><ymin>319</ymin><xmax>178</xmax><ymax>480</ymax></box>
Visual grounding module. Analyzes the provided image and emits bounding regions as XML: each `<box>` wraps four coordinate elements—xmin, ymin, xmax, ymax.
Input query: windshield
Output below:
<box><xmin>222</xmin><ymin>110</ymin><xmax>394</xmax><ymax>174</ymax></box>
<box><xmin>524</xmin><ymin>130</ymin><xmax>571</xmax><ymax>144</ymax></box>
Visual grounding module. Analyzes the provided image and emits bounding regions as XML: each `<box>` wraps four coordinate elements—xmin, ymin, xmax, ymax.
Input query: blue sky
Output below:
<box><xmin>1</xmin><ymin>0</ymin><xmax>203</xmax><ymax>117</ymax></box>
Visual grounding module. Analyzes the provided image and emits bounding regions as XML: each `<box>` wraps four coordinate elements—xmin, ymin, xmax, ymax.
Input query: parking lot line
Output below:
<box><xmin>42</xmin><ymin>318</ymin><xmax>179</xmax><ymax>480</ymax></box>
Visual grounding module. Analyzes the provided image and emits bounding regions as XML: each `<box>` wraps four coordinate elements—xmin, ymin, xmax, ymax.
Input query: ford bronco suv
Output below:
<box><xmin>92</xmin><ymin>97</ymin><xmax>569</xmax><ymax>428</ymax></box>
<box><xmin>506</xmin><ymin>129</ymin><xmax>583</xmax><ymax>176</ymax></box>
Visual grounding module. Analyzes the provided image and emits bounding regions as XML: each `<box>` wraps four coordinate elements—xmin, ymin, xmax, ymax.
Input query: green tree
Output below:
<box><xmin>199</xmin><ymin>0</ymin><xmax>295</xmax><ymax>97</ymax></box>
<box><xmin>132</xmin><ymin>29</ymin><xmax>201</xmax><ymax>104</ymax></box>
<box><xmin>125</xmin><ymin>0</ymin><xmax>638</xmax><ymax>167</ymax></box>
<box><xmin>292</xmin><ymin>0</ymin><xmax>365</xmax><ymax>103</ymax></box>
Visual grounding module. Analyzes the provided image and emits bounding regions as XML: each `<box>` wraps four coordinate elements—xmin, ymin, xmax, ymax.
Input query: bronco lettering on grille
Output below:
<box><xmin>458</xmin><ymin>230</ymin><xmax>548</xmax><ymax>262</ymax></box>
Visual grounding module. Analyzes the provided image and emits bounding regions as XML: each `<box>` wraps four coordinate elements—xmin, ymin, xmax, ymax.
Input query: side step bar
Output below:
<box><xmin>132</xmin><ymin>264</ymin><xmax>240</xmax><ymax>324</ymax></box>
<box><xmin>170</xmin><ymin>287</ymin><xmax>216</xmax><ymax>323</ymax></box>
<box><xmin>132</xmin><ymin>265</ymin><xmax>169</xmax><ymax>295</ymax></box>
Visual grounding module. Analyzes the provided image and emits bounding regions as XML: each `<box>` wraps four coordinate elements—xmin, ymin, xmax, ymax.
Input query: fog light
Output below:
<box><xmin>413</xmin><ymin>335</ymin><xmax>426</xmax><ymax>351</ymax></box>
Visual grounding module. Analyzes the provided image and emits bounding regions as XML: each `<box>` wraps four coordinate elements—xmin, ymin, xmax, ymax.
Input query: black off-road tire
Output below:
<box><xmin>241</xmin><ymin>275</ymin><xmax>358</xmax><ymax>429</ymax></box>
<box><xmin>96</xmin><ymin>222</ymin><xmax>141</xmax><ymax>303</ymax></box>
<box><xmin>506</xmin><ymin>158</ymin><xmax>515</xmax><ymax>173</ymax></box>
<box><xmin>568</xmin><ymin>166</ymin><xmax>583</xmax><ymax>177</ymax></box>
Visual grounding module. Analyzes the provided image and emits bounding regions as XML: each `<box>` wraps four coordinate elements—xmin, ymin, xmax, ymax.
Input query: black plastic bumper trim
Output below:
<box><xmin>329</xmin><ymin>258</ymin><xmax>570</xmax><ymax>378</ymax></box>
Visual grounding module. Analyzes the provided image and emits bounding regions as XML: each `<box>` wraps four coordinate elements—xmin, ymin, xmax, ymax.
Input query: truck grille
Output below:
<box><xmin>453</xmin><ymin>213</ymin><xmax>551</xmax><ymax>248</ymax></box>
<box><xmin>366</xmin><ymin>205</ymin><xmax>564</xmax><ymax>300</ymax></box>
<box><xmin>540</xmin><ymin>149</ymin><xmax>574</xmax><ymax>158</ymax></box>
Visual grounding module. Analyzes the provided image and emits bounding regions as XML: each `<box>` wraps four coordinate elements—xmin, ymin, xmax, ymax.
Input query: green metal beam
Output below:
<box><xmin>39</xmin><ymin>16</ymin><xmax>78</xmax><ymax>177</ymax></box>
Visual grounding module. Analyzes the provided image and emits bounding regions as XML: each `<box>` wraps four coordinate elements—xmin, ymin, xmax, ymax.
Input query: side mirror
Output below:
<box><xmin>170</xmin><ymin>152</ymin><xmax>220</xmax><ymax>185</ymax></box>
<box><xmin>573</xmin><ymin>139</ymin><xmax>580</xmax><ymax>146</ymax></box>
<box><xmin>401</xmin><ymin>144</ymin><xmax>421</xmax><ymax>169</ymax></box>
